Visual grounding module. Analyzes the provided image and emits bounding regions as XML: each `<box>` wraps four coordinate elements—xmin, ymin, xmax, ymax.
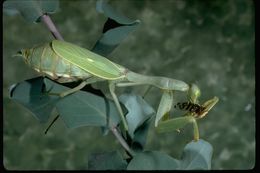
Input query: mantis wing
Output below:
<box><xmin>52</xmin><ymin>40</ymin><xmax>126</xmax><ymax>80</ymax></box>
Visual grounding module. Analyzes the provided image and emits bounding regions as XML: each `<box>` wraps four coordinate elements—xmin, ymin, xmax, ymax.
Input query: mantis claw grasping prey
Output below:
<box><xmin>16</xmin><ymin>40</ymin><xmax>218</xmax><ymax>138</ymax></box>
<box><xmin>157</xmin><ymin>84</ymin><xmax>219</xmax><ymax>141</ymax></box>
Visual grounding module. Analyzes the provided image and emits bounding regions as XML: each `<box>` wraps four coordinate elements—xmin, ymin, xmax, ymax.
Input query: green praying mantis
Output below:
<box><xmin>15</xmin><ymin>40</ymin><xmax>218</xmax><ymax>140</ymax></box>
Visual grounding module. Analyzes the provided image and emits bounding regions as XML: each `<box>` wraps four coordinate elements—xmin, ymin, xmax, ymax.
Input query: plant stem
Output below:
<box><xmin>40</xmin><ymin>14</ymin><xmax>64</xmax><ymax>40</ymax></box>
<box><xmin>44</xmin><ymin>114</ymin><xmax>60</xmax><ymax>134</ymax></box>
<box><xmin>110</xmin><ymin>126</ymin><xmax>135</xmax><ymax>157</ymax></box>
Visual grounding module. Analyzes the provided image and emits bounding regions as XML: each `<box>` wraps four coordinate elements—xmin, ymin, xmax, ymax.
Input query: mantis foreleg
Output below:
<box><xmin>116</xmin><ymin>82</ymin><xmax>145</xmax><ymax>87</ymax></box>
<box><xmin>155</xmin><ymin>90</ymin><xmax>174</xmax><ymax>127</ymax></box>
<box><xmin>192</xmin><ymin>118</ymin><xmax>199</xmax><ymax>141</ymax></box>
<box><xmin>156</xmin><ymin>115</ymin><xmax>200</xmax><ymax>141</ymax></box>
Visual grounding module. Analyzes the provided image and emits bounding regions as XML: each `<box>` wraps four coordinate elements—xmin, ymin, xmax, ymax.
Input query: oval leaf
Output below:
<box><xmin>179</xmin><ymin>139</ymin><xmax>213</xmax><ymax>170</ymax></box>
<box><xmin>119</xmin><ymin>93</ymin><xmax>155</xmax><ymax>139</ymax></box>
<box><xmin>3</xmin><ymin>0</ymin><xmax>59</xmax><ymax>23</ymax></box>
<box><xmin>131</xmin><ymin>117</ymin><xmax>152</xmax><ymax>151</ymax></box>
<box><xmin>55</xmin><ymin>91</ymin><xmax>121</xmax><ymax>129</ymax></box>
<box><xmin>9</xmin><ymin>76</ymin><xmax>122</xmax><ymax>129</ymax></box>
<box><xmin>127</xmin><ymin>151</ymin><xmax>179</xmax><ymax>170</ymax></box>
<box><xmin>92</xmin><ymin>0</ymin><xmax>140</xmax><ymax>56</ymax></box>
<box><xmin>44</xmin><ymin>77</ymin><xmax>121</xmax><ymax>129</ymax></box>
<box><xmin>9</xmin><ymin>77</ymin><xmax>60</xmax><ymax>123</ymax></box>
<box><xmin>88</xmin><ymin>150</ymin><xmax>127</xmax><ymax>170</ymax></box>
<box><xmin>96</xmin><ymin>0</ymin><xmax>136</xmax><ymax>24</ymax></box>
<box><xmin>46</xmin><ymin>80</ymin><xmax>121</xmax><ymax>128</ymax></box>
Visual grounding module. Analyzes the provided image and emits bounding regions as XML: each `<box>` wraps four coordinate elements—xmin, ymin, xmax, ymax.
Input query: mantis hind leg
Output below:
<box><xmin>59</xmin><ymin>80</ymin><xmax>89</xmax><ymax>97</ymax></box>
<box><xmin>47</xmin><ymin>77</ymin><xmax>103</xmax><ymax>97</ymax></box>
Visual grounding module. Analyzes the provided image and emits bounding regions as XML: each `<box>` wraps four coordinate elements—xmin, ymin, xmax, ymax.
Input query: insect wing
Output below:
<box><xmin>52</xmin><ymin>40</ymin><xmax>125</xmax><ymax>80</ymax></box>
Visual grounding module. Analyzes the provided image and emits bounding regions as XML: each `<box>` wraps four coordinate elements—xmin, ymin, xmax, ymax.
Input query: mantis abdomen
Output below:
<box><xmin>22</xmin><ymin>43</ymin><xmax>92</xmax><ymax>83</ymax></box>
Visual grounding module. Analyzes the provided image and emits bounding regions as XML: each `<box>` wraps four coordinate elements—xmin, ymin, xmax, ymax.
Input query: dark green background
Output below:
<box><xmin>3</xmin><ymin>0</ymin><xmax>255</xmax><ymax>170</ymax></box>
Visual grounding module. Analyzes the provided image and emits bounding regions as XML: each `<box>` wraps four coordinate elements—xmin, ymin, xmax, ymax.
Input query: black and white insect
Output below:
<box><xmin>174</xmin><ymin>102</ymin><xmax>206</xmax><ymax>117</ymax></box>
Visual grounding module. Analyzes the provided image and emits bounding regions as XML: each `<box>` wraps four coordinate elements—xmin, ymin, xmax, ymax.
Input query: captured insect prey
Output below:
<box><xmin>174</xmin><ymin>102</ymin><xmax>206</xmax><ymax>117</ymax></box>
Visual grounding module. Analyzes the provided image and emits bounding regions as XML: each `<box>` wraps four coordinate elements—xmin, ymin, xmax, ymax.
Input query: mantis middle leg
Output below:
<box><xmin>109</xmin><ymin>81</ymin><xmax>177</xmax><ymax>132</ymax></box>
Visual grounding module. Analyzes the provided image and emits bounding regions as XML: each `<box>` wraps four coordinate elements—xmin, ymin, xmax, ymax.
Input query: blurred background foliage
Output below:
<box><xmin>3</xmin><ymin>0</ymin><xmax>255</xmax><ymax>170</ymax></box>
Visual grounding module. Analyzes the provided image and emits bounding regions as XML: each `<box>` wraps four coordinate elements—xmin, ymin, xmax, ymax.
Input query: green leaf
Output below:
<box><xmin>43</xmin><ymin>78</ymin><xmax>121</xmax><ymax>129</ymax></box>
<box><xmin>9</xmin><ymin>77</ymin><xmax>59</xmax><ymax>123</ymax></box>
<box><xmin>55</xmin><ymin>91</ymin><xmax>121</xmax><ymax>129</ymax></box>
<box><xmin>96</xmin><ymin>0</ymin><xmax>135</xmax><ymax>25</ymax></box>
<box><xmin>179</xmin><ymin>139</ymin><xmax>213</xmax><ymax>170</ymax></box>
<box><xmin>127</xmin><ymin>151</ymin><xmax>179</xmax><ymax>170</ymax></box>
<box><xmin>88</xmin><ymin>150</ymin><xmax>127</xmax><ymax>170</ymax></box>
<box><xmin>131</xmin><ymin>117</ymin><xmax>152</xmax><ymax>151</ymax></box>
<box><xmin>119</xmin><ymin>94</ymin><xmax>155</xmax><ymax>139</ymax></box>
<box><xmin>127</xmin><ymin>140</ymin><xmax>213</xmax><ymax>170</ymax></box>
<box><xmin>45</xmin><ymin>77</ymin><xmax>121</xmax><ymax>129</ymax></box>
<box><xmin>3</xmin><ymin>0</ymin><xmax>59</xmax><ymax>23</ymax></box>
<box><xmin>9</xmin><ymin>77</ymin><xmax>122</xmax><ymax>129</ymax></box>
<box><xmin>92</xmin><ymin>0</ymin><xmax>140</xmax><ymax>56</ymax></box>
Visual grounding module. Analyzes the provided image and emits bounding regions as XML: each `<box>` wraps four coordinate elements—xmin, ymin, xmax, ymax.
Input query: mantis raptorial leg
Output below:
<box><xmin>156</xmin><ymin>84</ymin><xmax>219</xmax><ymax>141</ymax></box>
<box><xmin>117</xmin><ymin>82</ymin><xmax>153</xmax><ymax>99</ymax></box>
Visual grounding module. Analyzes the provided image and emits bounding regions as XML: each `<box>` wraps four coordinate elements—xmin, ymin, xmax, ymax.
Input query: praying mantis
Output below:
<box><xmin>16</xmin><ymin>40</ymin><xmax>218</xmax><ymax>140</ymax></box>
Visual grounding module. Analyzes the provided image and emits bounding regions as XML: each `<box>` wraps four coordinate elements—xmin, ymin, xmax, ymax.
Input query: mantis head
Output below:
<box><xmin>187</xmin><ymin>83</ymin><xmax>219</xmax><ymax>118</ymax></box>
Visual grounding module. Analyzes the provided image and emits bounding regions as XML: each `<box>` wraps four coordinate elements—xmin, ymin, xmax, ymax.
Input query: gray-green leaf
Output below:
<box><xmin>131</xmin><ymin>117</ymin><xmax>152</xmax><ymax>151</ymax></box>
<box><xmin>9</xmin><ymin>77</ymin><xmax>60</xmax><ymax>123</ymax></box>
<box><xmin>43</xmin><ymin>78</ymin><xmax>121</xmax><ymax>129</ymax></box>
<box><xmin>88</xmin><ymin>150</ymin><xmax>127</xmax><ymax>170</ymax></box>
<box><xmin>119</xmin><ymin>93</ymin><xmax>155</xmax><ymax>139</ymax></box>
<box><xmin>127</xmin><ymin>151</ymin><xmax>180</xmax><ymax>170</ymax></box>
<box><xmin>3</xmin><ymin>0</ymin><xmax>59</xmax><ymax>23</ymax></box>
<box><xmin>92</xmin><ymin>0</ymin><xmax>140</xmax><ymax>56</ymax></box>
<box><xmin>55</xmin><ymin>90</ymin><xmax>121</xmax><ymax>129</ymax></box>
<box><xmin>179</xmin><ymin>139</ymin><xmax>213</xmax><ymax>170</ymax></box>
<box><xmin>9</xmin><ymin>77</ymin><xmax>122</xmax><ymax>129</ymax></box>
<box><xmin>96</xmin><ymin>0</ymin><xmax>135</xmax><ymax>24</ymax></box>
